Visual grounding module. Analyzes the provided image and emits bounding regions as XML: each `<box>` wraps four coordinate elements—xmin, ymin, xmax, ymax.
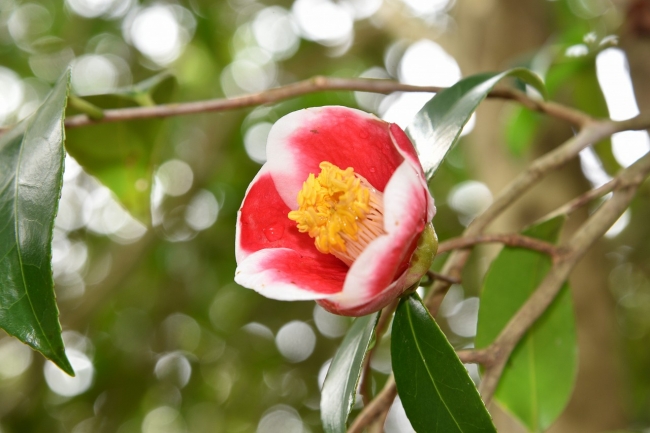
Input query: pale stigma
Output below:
<box><xmin>288</xmin><ymin>161</ymin><xmax>385</xmax><ymax>266</ymax></box>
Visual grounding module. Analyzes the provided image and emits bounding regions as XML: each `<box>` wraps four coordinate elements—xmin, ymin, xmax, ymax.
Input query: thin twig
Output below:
<box><xmin>437</xmin><ymin>233</ymin><xmax>559</xmax><ymax>257</ymax></box>
<box><xmin>0</xmin><ymin>76</ymin><xmax>597</xmax><ymax>135</ymax></box>
<box><xmin>348</xmin><ymin>376</ymin><xmax>398</xmax><ymax>433</ymax></box>
<box><xmin>478</xmin><ymin>150</ymin><xmax>650</xmax><ymax>404</ymax></box>
<box><xmin>368</xmin><ymin>410</ymin><xmax>389</xmax><ymax>433</ymax></box>
<box><xmin>538</xmin><ymin>178</ymin><xmax>619</xmax><ymax>222</ymax></box>
<box><xmin>425</xmin><ymin>270</ymin><xmax>461</xmax><ymax>285</ymax></box>
<box><xmin>488</xmin><ymin>88</ymin><xmax>592</xmax><ymax>127</ymax></box>
<box><xmin>457</xmin><ymin>349</ymin><xmax>493</xmax><ymax>366</ymax></box>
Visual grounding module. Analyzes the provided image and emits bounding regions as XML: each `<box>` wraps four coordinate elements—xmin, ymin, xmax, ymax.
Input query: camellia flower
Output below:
<box><xmin>235</xmin><ymin>106</ymin><xmax>437</xmax><ymax>316</ymax></box>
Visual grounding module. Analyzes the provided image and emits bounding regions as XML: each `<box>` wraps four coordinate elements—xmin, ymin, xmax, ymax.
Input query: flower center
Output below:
<box><xmin>288</xmin><ymin>161</ymin><xmax>385</xmax><ymax>266</ymax></box>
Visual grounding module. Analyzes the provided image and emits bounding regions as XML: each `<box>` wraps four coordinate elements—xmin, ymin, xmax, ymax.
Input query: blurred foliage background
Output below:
<box><xmin>1</xmin><ymin>0</ymin><xmax>650</xmax><ymax>431</ymax></box>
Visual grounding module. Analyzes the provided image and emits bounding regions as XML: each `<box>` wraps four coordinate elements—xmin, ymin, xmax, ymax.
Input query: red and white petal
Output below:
<box><xmin>236</xmin><ymin>166</ymin><xmax>325</xmax><ymax>262</ymax></box>
<box><xmin>266</xmin><ymin>106</ymin><xmax>405</xmax><ymax>209</ymax></box>
<box><xmin>321</xmin><ymin>161</ymin><xmax>429</xmax><ymax>315</ymax></box>
<box><xmin>235</xmin><ymin>166</ymin><xmax>348</xmax><ymax>300</ymax></box>
<box><xmin>381</xmin><ymin>160</ymin><xmax>430</xmax><ymax>235</ymax></box>
<box><xmin>388</xmin><ymin>123</ymin><xmax>424</xmax><ymax>179</ymax></box>
<box><xmin>235</xmin><ymin>248</ymin><xmax>346</xmax><ymax>300</ymax></box>
<box><xmin>318</xmin><ymin>267</ymin><xmax>413</xmax><ymax>316</ymax></box>
<box><xmin>389</xmin><ymin>123</ymin><xmax>436</xmax><ymax>222</ymax></box>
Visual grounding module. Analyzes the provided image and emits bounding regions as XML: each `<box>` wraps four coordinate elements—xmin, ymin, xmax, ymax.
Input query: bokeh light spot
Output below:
<box><xmin>185</xmin><ymin>190</ymin><xmax>220</xmax><ymax>231</ymax></box>
<box><xmin>385</xmin><ymin>397</ymin><xmax>415</xmax><ymax>433</ymax></box>
<box><xmin>243</xmin><ymin>122</ymin><xmax>271</xmax><ymax>164</ymax></box>
<box><xmin>445</xmin><ymin>297</ymin><xmax>480</xmax><ymax>338</ymax></box>
<box><xmin>252</xmin><ymin>7</ymin><xmax>299</xmax><ymax>60</ymax></box>
<box><xmin>8</xmin><ymin>3</ymin><xmax>52</xmax><ymax>43</ymax></box>
<box><xmin>596</xmin><ymin>48</ymin><xmax>650</xmax><ymax>167</ymax></box>
<box><xmin>257</xmin><ymin>405</ymin><xmax>304</xmax><ymax>433</ymax></box>
<box><xmin>0</xmin><ymin>338</ymin><xmax>33</xmax><ymax>379</ymax></box>
<box><xmin>448</xmin><ymin>180</ymin><xmax>493</xmax><ymax>225</ymax></box>
<box><xmin>382</xmin><ymin>40</ymin><xmax>461</xmax><ymax>128</ymax></box>
<box><xmin>162</xmin><ymin>313</ymin><xmax>202</xmax><ymax>352</ymax></box>
<box><xmin>292</xmin><ymin>0</ymin><xmax>354</xmax><ymax>46</ymax></box>
<box><xmin>124</xmin><ymin>4</ymin><xmax>195</xmax><ymax>65</ymax></box>
<box><xmin>142</xmin><ymin>406</ymin><xmax>186</xmax><ymax>433</ymax></box>
<box><xmin>313</xmin><ymin>305</ymin><xmax>350</xmax><ymax>338</ymax></box>
<box><xmin>275</xmin><ymin>321</ymin><xmax>316</xmax><ymax>363</ymax></box>
<box><xmin>155</xmin><ymin>352</ymin><xmax>193</xmax><ymax>388</ymax></box>
<box><xmin>0</xmin><ymin>67</ymin><xmax>24</xmax><ymax>125</ymax></box>
<box><xmin>71</xmin><ymin>54</ymin><xmax>119</xmax><ymax>96</ymax></box>
<box><xmin>44</xmin><ymin>349</ymin><xmax>94</xmax><ymax>397</ymax></box>
<box><xmin>156</xmin><ymin>159</ymin><xmax>194</xmax><ymax>197</ymax></box>
<box><xmin>66</xmin><ymin>0</ymin><xmax>132</xmax><ymax>19</ymax></box>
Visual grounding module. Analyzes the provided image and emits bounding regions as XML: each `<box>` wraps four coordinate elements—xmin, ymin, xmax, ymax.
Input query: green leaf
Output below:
<box><xmin>407</xmin><ymin>68</ymin><xmax>546</xmax><ymax>179</ymax></box>
<box><xmin>0</xmin><ymin>71</ymin><xmax>73</xmax><ymax>375</ymax></box>
<box><xmin>505</xmin><ymin>106</ymin><xmax>542</xmax><ymax>157</ymax></box>
<box><xmin>114</xmin><ymin>71</ymin><xmax>175</xmax><ymax>106</ymax></box>
<box><xmin>475</xmin><ymin>217</ymin><xmax>577</xmax><ymax>432</ymax></box>
<box><xmin>392</xmin><ymin>294</ymin><xmax>497</xmax><ymax>433</ymax></box>
<box><xmin>321</xmin><ymin>312</ymin><xmax>378</xmax><ymax>433</ymax></box>
<box><xmin>65</xmin><ymin>74</ymin><xmax>176</xmax><ymax>223</ymax></box>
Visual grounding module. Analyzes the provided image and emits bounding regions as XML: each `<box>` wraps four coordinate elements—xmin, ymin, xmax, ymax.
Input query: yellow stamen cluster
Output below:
<box><xmin>288</xmin><ymin>161</ymin><xmax>385</xmax><ymax>266</ymax></box>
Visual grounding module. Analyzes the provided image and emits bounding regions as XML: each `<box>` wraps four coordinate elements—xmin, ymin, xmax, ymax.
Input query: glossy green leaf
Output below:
<box><xmin>65</xmin><ymin>74</ymin><xmax>176</xmax><ymax>223</ymax></box>
<box><xmin>407</xmin><ymin>68</ymin><xmax>546</xmax><ymax>180</ymax></box>
<box><xmin>475</xmin><ymin>217</ymin><xmax>577</xmax><ymax>432</ymax></box>
<box><xmin>392</xmin><ymin>294</ymin><xmax>497</xmax><ymax>433</ymax></box>
<box><xmin>321</xmin><ymin>312</ymin><xmax>378</xmax><ymax>433</ymax></box>
<box><xmin>0</xmin><ymin>71</ymin><xmax>73</xmax><ymax>375</ymax></box>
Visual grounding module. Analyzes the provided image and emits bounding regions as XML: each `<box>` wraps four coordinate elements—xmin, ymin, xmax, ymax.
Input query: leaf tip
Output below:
<box><xmin>52</xmin><ymin>353</ymin><xmax>76</xmax><ymax>377</ymax></box>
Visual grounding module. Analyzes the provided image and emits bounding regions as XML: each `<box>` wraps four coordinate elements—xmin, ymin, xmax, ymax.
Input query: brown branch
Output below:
<box><xmin>0</xmin><ymin>76</ymin><xmax>598</xmax><ymax>135</ymax></box>
<box><xmin>60</xmin><ymin>77</ymin><xmax>589</xmax><ymax>128</ymax></box>
<box><xmin>457</xmin><ymin>348</ymin><xmax>493</xmax><ymax>366</ymax></box>
<box><xmin>437</xmin><ymin>233</ymin><xmax>559</xmax><ymax>257</ymax></box>
<box><xmin>488</xmin><ymin>88</ymin><xmax>592</xmax><ymax>127</ymax></box>
<box><xmin>538</xmin><ymin>178</ymin><xmax>619</xmax><ymax>222</ymax></box>
<box><xmin>478</xmin><ymin>149</ymin><xmax>650</xmax><ymax>404</ymax></box>
<box><xmin>423</xmin><ymin>270</ymin><xmax>461</xmax><ymax>286</ymax></box>
<box><xmin>348</xmin><ymin>115</ymin><xmax>650</xmax><ymax>431</ymax></box>
<box><xmin>368</xmin><ymin>413</ymin><xmax>389</xmax><ymax>433</ymax></box>
<box><xmin>423</xmin><ymin>118</ymin><xmax>650</xmax><ymax>316</ymax></box>
<box><xmin>348</xmin><ymin>376</ymin><xmax>398</xmax><ymax>433</ymax></box>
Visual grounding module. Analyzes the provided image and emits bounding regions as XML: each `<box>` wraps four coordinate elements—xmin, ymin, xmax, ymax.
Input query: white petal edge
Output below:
<box><xmin>389</xmin><ymin>126</ymin><xmax>436</xmax><ymax>222</ymax></box>
<box><xmin>235</xmin><ymin>248</ymin><xmax>333</xmax><ymax>301</ymax></box>
<box><xmin>381</xmin><ymin>160</ymin><xmax>429</xmax><ymax>232</ymax></box>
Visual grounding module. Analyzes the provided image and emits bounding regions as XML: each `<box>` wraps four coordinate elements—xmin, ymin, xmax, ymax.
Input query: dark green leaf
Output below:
<box><xmin>321</xmin><ymin>312</ymin><xmax>378</xmax><ymax>433</ymax></box>
<box><xmin>407</xmin><ymin>68</ymin><xmax>546</xmax><ymax>179</ymax></box>
<box><xmin>0</xmin><ymin>71</ymin><xmax>73</xmax><ymax>375</ymax></box>
<box><xmin>65</xmin><ymin>74</ymin><xmax>176</xmax><ymax>223</ymax></box>
<box><xmin>476</xmin><ymin>217</ymin><xmax>577</xmax><ymax>432</ymax></box>
<box><xmin>392</xmin><ymin>294</ymin><xmax>496</xmax><ymax>433</ymax></box>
